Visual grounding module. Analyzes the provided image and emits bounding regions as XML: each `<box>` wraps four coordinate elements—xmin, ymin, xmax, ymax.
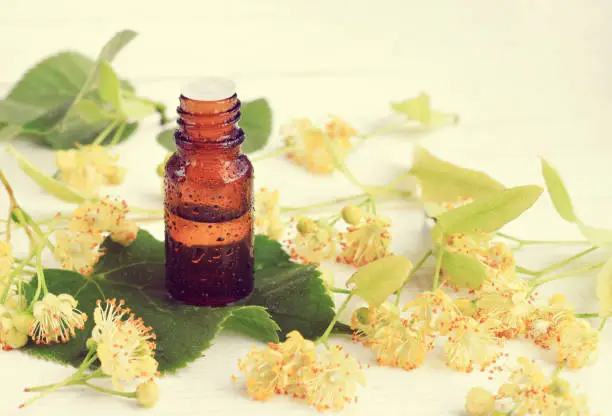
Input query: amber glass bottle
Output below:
<box><xmin>164</xmin><ymin>79</ymin><xmax>254</xmax><ymax>307</ymax></box>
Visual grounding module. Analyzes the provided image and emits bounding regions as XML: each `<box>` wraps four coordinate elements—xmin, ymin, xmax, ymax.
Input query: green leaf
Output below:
<box><xmin>156</xmin><ymin>128</ymin><xmax>176</xmax><ymax>152</ymax></box>
<box><xmin>98</xmin><ymin>60</ymin><xmax>122</xmax><ymax>110</ymax></box>
<box><xmin>23</xmin><ymin>232</ymin><xmax>332</xmax><ymax>371</ymax></box>
<box><xmin>45</xmin><ymin>119</ymin><xmax>137</xmax><ymax>149</ymax></box>
<box><xmin>441</xmin><ymin>250</ymin><xmax>487</xmax><ymax>289</ymax></box>
<box><xmin>97</xmin><ymin>30</ymin><xmax>138</xmax><ymax>63</ymax></box>
<box><xmin>0</xmin><ymin>100</ymin><xmax>47</xmax><ymax>125</ymax></box>
<box><xmin>121</xmin><ymin>96</ymin><xmax>155</xmax><ymax>121</ymax></box>
<box><xmin>411</xmin><ymin>146</ymin><xmax>505</xmax><ymax>203</ymax></box>
<box><xmin>6</xmin><ymin>145</ymin><xmax>92</xmax><ymax>203</ymax></box>
<box><xmin>596</xmin><ymin>256</ymin><xmax>612</xmax><ymax>317</ymax></box>
<box><xmin>0</xmin><ymin>124</ymin><xmax>23</xmax><ymax>141</ymax></box>
<box><xmin>74</xmin><ymin>99</ymin><xmax>117</xmax><ymax>123</ymax></box>
<box><xmin>391</xmin><ymin>93</ymin><xmax>458</xmax><ymax>127</ymax></box>
<box><xmin>240</xmin><ymin>98</ymin><xmax>272</xmax><ymax>154</ymax></box>
<box><xmin>346</xmin><ymin>255</ymin><xmax>413</xmax><ymax>306</ymax></box>
<box><xmin>578</xmin><ymin>222</ymin><xmax>612</xmax><ymax>249</ymax></box>
<box><xmin>432</xmin><ymin>185</ymin><xmax>543</xmax><ymax>243</ymax></box>
<box><xmin>541</xmin><ymin>158</ymin><xmax>577</xmax><ymax>223</ymax></box>
<box><xmin>245</xmin><ymin>236</ymin><xmax>335</xmax><ymax>340</ymax></box>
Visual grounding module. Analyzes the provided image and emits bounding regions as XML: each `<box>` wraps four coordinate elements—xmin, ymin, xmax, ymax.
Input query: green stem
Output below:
<box><xmin>432</xmin><ymin>249</ymin><xmax>444</xmax><ymax>291</ymax></box>
<box><xmin>91</xmin><ymin>120</ymin><xmax>119</xmax><ymax>146</ymax></box>
<box><xmin>496</xmin><ymin>232</ymin><xmax>589</xmax><ymax>247</ymax></box>
<box><xmin>280</xmin><ymin>193</ymin><xmax>368</xmax><ymax>214</ymax></box>
<box><xmin>109</xmin><ymin>121</ymin><xmax>127</xmax><ymax>146</ymax></box>
<box><xmin>84</xmin><ymin>382</ymin><xmax>136</xmax><ymax>398</ymax></box>
<box><xmin>251</xmin><ymin>146</ymin><xmax>293</xmax><ymax>162</ymax></box>
<box><xmin>316</xmin><ymin>294</ymin><xmax>354</xmax><ymax>347</ymax></box>
<box><xmin>598</xmin><ymin>317</ymin><xmax>608</xmax><ymax>331</ymax></box>
<box><xmin>331</xmin><ymin>287</ymin><xmax>352</xmax><ymax>295</ymax></box>
<box><xmin>323</xmin><ymin>137</ymin><xmax>367</xmax><ymax>192</ymax></box>
<box><xmin>528</xmin><ymin>262</ymin><xmax>605</xmax><ymax>290</ymax></box>
<box><xmin>575</xmin><ymin>313</ymin><xmax>599</xmax><ymax>318</ymax></box>
<box><xmin>395</xmin><ymin>249</ymin><xmax>433</xmax><ymax>305</ymax></box>
<box><xmin>521</xmin><ymin>246</ymin><xmax>598</xmax><ymax>278</ymax></box>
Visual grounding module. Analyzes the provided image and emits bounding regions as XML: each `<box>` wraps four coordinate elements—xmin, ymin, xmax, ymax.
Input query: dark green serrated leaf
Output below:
<box><xmin>156</xmin><ymin>128</ymin><xmax>176</xmax><ymax>152</ymax></box>
<box><xmin>240</xmin><ymin>98</ymin><xmax>272</xmax><ymax>154</ymax></box>
<box><xmin>244</xmin><ymin>236</ymin><xmax>335</xmax><ymax>340</ymax></box>
<box><xmin>23</xmin><ymin>232</ymin><xmax>331</xmax><ymax>372</ymax></box>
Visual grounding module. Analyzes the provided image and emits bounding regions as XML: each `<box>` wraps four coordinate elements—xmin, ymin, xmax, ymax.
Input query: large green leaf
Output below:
<box><xmin>411</xmin><ymin>146</ymin><xmax>505</xmax><ymax>203</ymax></box>
<box><xmin>432</xmin><ymin>185</ymin><xmax>543</xmax><ymax>243</ymax></box>
<box><xmin>541</xmin><ymin>158</ymin><xmax>577</xmax><ymax>223</ymax></box>
<box><xmin>23</xmin><ymin>232</ymin><xmax>332</xmax><ymax>372</ymax></box>
<box><xmin>240</xmin><ymin>98</ymin><xmax>272</xmax><ymax>154</ymax></box>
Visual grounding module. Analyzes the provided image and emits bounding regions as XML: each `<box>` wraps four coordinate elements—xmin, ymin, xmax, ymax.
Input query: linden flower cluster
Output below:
<box><xmin>237</xmin><ymin>331</ymin><xmax>365</xmax><ymax>411</ymax></box>
<box><xmin>287</xmin><ymin>205</ymin><xmax>393</xmax><ymax>268</ymax></box>
<box><xmin>465</xmin><ymin>358</ymin><xmax>590</xmax><ymax>415</ymax></box>
<box><xmin>279</xmin><ymin>116</ymin><xmax>356</xmax><ymax>174</ymax></box>
<box><xmin>0</xmin><ymin>294</ymin><xmax>32</xmax><ymax>350</ymax></box>
<box><xmin>254</xmin><ymin>188</ymin><xmax>284</xmax><ymax>240</ymax></box>
<box><xmin>56</xmin><ymin>144</ymin><xmax>126</xmax><ymax>194</ymax></box>
<box><xmin>54</xmin><ymin>196</ymin><xmax>139</xmax><ymax>275</ymax></box>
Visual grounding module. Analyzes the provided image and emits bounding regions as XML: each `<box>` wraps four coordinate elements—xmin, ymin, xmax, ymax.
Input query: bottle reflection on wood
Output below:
<box><xmin>164</xmin><ymin>78</ymin><xmax>254</xmax><ymax>307</ymax></box>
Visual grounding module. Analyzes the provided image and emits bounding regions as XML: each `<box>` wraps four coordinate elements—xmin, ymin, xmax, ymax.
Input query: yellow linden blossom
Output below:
<box><xmin>289</xmin><ymin>220</ymin><xmax>336</xmax><ymax>264</ymax></box>
<box><xmin>254</xmin><ymin>188</ymin><xmax>284</xmax><ymax>241</ymax></box>
<box><xmin>238</xmin><ymin>330</ymin><xmax>317</xmax><ymax>401</ymax></box>
<box><xmin>497</xmin><ymin>358</ymin><xmax>590</xmax><ymax>416</ymax></box>
<box><xmin>557</xmin><ymin>318</ymin><xmax>599</xmax><ymax>369</ymax></box>
<box><xmin>526</xmin><ymin>294</ymin><xmax>575</xmax><ymax>350</ymax></box>
<box><xmin>54</xmin><ymin>230</ymin><xmax>105</xmax><ymax>276</ymax></box>
<box><xmin>404</xmin><ymin>289</ymin><xmax>459</xmax><ymax>336</ymax></box>
<box><xmin>30</xmin><ymin>293</ymin><xmax>87</xmax><ymax>344</ymax></box>
<box><xmin>475</xmin><ymin>276</ymin><xmax>533</xmax><ymax>339</ymax></box>
<box><xmin>306</xmin><ymin>344</ymin><xmax>365</xmax><ymax>411</ymax></box>
<box><xmin>325</xmin><ymin>115</ymin><xmax>357</xmax><ymax>142</ymax></box>
<box><xmin>70</xmin><ymin>196</ymin><xmax>139</xmax><ymax>246</ymax></box>
<box><xmin>339</xmin><ymin>215</ymin><xmax>392</xmax><ymax>267</ymax></box>
<box><xmin>444</xmin><ymin>317</ymin><xmax>502</xmax><ymax>373</ymax></box>
<box><xmin>93</xmin><ymin>299</ymin><xmax>158</xmax><ymax>390</ymax></box>
<box><xmin>280</xmin><ymin>117</ymin><xmax>354</xmax><ymax>174</ymax></box>
<box><xmin>351</xmin><ymin>303</ymin><xmax>401</xmax><ymax>347</ymax></box>
<box><xmin>56</xmin><ymin>144</ymin><xmax>126</xmax><ymax>194</ymax></box>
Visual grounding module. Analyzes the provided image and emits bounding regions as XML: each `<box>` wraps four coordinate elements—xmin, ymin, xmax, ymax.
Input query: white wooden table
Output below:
<box><xmin>1</xmin><ymin>1</ymin><xmax>611</xmax><ymax>414</ymax></box>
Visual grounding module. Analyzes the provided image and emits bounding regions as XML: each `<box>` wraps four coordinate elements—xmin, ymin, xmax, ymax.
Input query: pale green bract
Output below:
<box><xmin>98</xmin><ymin>60</ymin><xmax>122</xmax><ymax>110</ymax></box>
<box><xmin>391</xmin><ymin>93</ymin><xmax>458</xmax><ymax>127</ymax></box>
<box><xmin>5</xmin><ymin>145</ymin><xmax>91</xmax><ymax>203</ymax></box>
<box><xmin>596</xmin><ymin>256</ymin><xmax>612</xmax><ymax>317</ymax></box>
<box><xmin>440</xmin><ymin>249</ymin><xmax>488</xmax><ymax>289</ymax></box>
<box><xmin>578</xmin><ymin>222</ymin><xmax>612</xmax><ymax>249</ymax></box>
<box><xmin>346</xmin><ymin>255</ymin><xmax>413</xmax><ymax>306</ymax></box>
<box><xmin>411</xmin><ymin>146</ymin><xmax>505</xmax><ymax>203</ymax></box>
<box><xmin>541</xmin><ymin>158</ymin><xmax>577</xmax><ymax>222</ymax></box>
<box><xmin>431</xmin><ymin>185</ymin><xmax>543</xmax><ymax>244</ymax></box>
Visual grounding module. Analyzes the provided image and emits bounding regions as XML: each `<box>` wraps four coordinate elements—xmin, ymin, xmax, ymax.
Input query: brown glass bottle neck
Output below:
<box><xmin>175</xmin><ymin>94</ymin><xmax>244</xmax><ymax>152</ymax></box>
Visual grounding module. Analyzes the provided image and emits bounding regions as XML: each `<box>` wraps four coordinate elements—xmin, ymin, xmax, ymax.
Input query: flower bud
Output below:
<box><xmin>4</xmin><ymin>327</ymin><xmax>28</xmax><ymax>349</ymax></box>
<box><xmin>354</xmin><ymin>307</ymin><xmax>372</xmax><ymax>325</ymax></box>
<box><xmin>12</xmin><ymin>312</ymin><xmax>34</xmax><ymax>334</ymax></box>
<box><xmin>465</xmin><ymin>387</ymin><xmax>495</xmax><ymax>416</ymax></box>
<box><xmin>296</xmin><ymin>217</ymin><xmax>316</xmax><ymax>234</ymax></box>
<box><xmin>341</xmin><ymin>205</ymin><xmax>363</xmax><ymax>225</ymax></box>
<box><xmin>86</xmin><ymin>338</ymin><xmax>98</xmax><ymax>351</ymax></box>
<box><xmin>136</xmin><ymin>380</ymin><xmax>160</xmax><ymax>408</ymax></box>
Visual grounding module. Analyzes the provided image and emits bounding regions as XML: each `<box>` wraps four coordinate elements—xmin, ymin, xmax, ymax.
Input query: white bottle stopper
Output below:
<box><xmin>181</xmin><ymin>77</ymin><xmax>237</xmax><ymax>101</ymax></box>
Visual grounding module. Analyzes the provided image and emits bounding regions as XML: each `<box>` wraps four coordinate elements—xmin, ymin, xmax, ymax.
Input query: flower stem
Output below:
<box><xmin>519</xmin><ymin>246</ymin><xmax>598</xmax><ymax>278</ymax></box>
<box><xmin>84</xmin><ymin>382</ymin><xmax>136</xmax><ymax>398</ymax></box>
<box><xmin>528</xmin><ymin>262</ymin><xmax>605</xmax><ymax>290</ymax></box>
<box><xmin>281</xmin><ymin>193</ymin><xmax>369</xmax><ymax>214</ymax></box>
<box><xmin>91</xmin><ymin>120</ymin><xmax>120</xmax><ymax>146</ymax></box>
<box><xmin>316</xmin><ymin>294</ymin><xmax>354</xmax><ymax>347</ymax></box>
<box><xmin>359</xmin><ymin>122</ymin><xmax>405</xmax><ymax>140</ymax></box>
<box><xmin>331</xmin><ymin>287</ymin><xmax>352</xmax><ymax>295</ymax></box>
<box><xmin>251</xmin><ymin>146</ymin><xmax>293</xmax><ymax>162</ymax></box>
<box><xmin>598</xmin><ymin>317</ymin><xmax>608</xmax><ymax>331</ymax></box>
<box><xmin>496</xmin><ymin>232</ymin><xmax>590</xmax><ymax>248</ymax></box>
<box><xmin>109</xmin><ymin>121</ymin><xmax>127</xmax><ymax>146</ymax></box>
<box><xmin>432</xmin><ymin>249</ymin><xmax>444</xmax><ymax>291</ymax></box>
<box><xmin>575</xmin><ymin>313</ymin><xmax>599</xmax><ymax>318</ymax></box>
<box><xmin>395</xmin><ymin>249</ymin><xmax>433</xmax><ymax>305</ymax></box>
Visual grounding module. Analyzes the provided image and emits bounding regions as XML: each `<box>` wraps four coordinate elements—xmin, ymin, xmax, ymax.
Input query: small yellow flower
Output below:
<box><xmin>238</xmin><ymin>345</ymin><xmax>284</xmax><ymax>401</ymax></box>
<box><xmin>465</xmin><ymin>387</ymin><xmax>496</xmax><ymax>416</ymax></box>
<box><xmin>475</xmin><ymin>277</ymin><xmax>533</xmax><ymax>339</ymax></box>
<box><xmin>289</xmin><ymin>220</ymin><xmax>336</xmax><ymax>264</ymax></box>
<box><xmin>306</xmin><ymin>345</ymin><xmax>365</xmax><ymax>411</ymax></box>
<box><xmin>325</xmin><ymin>115</ymin><xmax>357</xmax><ymax>142</ymax></box>
<box><xmin>557</xmin><ymin>318</ymin><xmax>599</xmax><ymax>369</ymax></box>
<box><xmin>372</xmin><ymin>318</ymin><xmax>429</xmax><ymax>371</ymax></box>
<box><xmin>30</xmin><ymin>293</ymin><xmax>87</xmax><ymax>344</ymax></box>
<box><xmin>93</xmin><ymin>299</ymin><xmax>158</xmax><ymax>390</ymax></box>
<box><xmin>56</xmin><ymin>144</ymin><xmax>126</xmax><ymax>194</ymax></box>
<box><xmin>404</xmin><ymin>288</ymin><xmax>459</xmax><ymax>336</ymax></box>
<box><xmin>351</xmin><ymin>302</ymin><xmax>401</xmax><ymax>347</ymax></box>
<box><xmin>281</xmin><ymin>117</ymin><xmax>353</xmax><ymax>174</ymax></box>
<box><xmin>526</xmin><ymin>294</ymin><xmax>575</xmax><ymax>350</ymax></box>
<box><xmin>54</xmin><ymin>230</ymin><xmax>105</xmax><ymax>276</ymax></box>
<box><xmin>339</xmin><ymin>215</ymin><xmax>392</xmax><ymax>267</ymax></box>
<box><xmin>444</xmin><ymin>317</ymin><xmax>502</xmax><ymax>373</ymax></box>
<box><xmin>254</xmin><ymin>188</ymin><xmax>284</xmax><ymax>240</ymax></box>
